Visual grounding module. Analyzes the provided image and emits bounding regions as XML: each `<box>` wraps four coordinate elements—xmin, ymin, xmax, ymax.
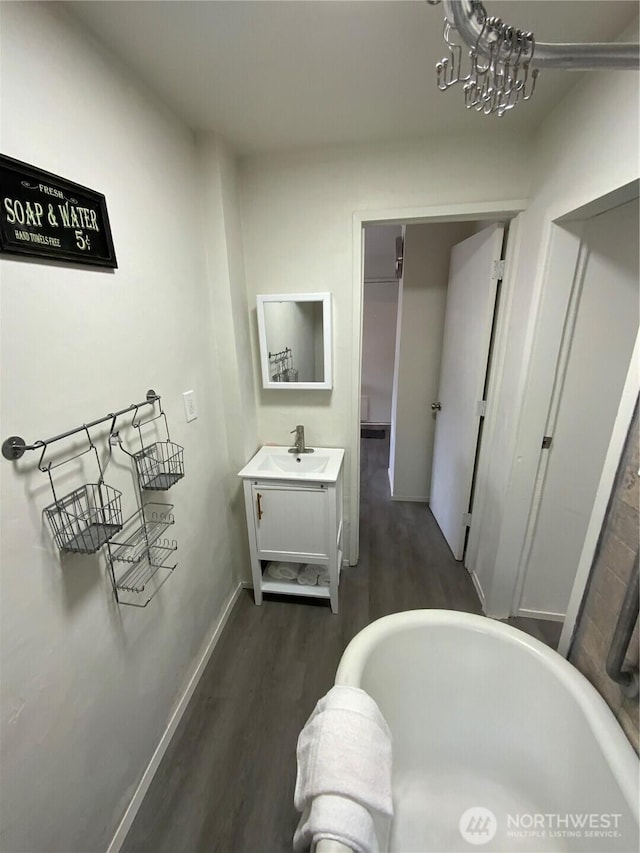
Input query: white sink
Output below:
<box><xmin>238</xmin><ymin>445</ymin><xmax>344</xmax><ymax>482</ymax></box>
<box><xmin>259</xmin><ymin>454</ymin><xmax>330</xmax><ymax>474</ymax></box>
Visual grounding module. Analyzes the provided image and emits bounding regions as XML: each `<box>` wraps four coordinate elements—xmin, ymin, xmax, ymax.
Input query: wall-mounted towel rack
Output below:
<box><xmin>269</xmin><ymin>347</ymin><xmax>291</xmax><ymax>360</ymax></box>
<box><xmin>2</xmin><ymin>389</ymin><xmax>159</xmax><ymax>461</ymax></box>
<box><xmin>3</xmin><ymin>389</ymin><xmax>183</xmax><ymax>607</ymax></box>
<box><xmin>269</xmin><ymin>347</ymin><xmax>298</xmax><ymax>382</ymax></box>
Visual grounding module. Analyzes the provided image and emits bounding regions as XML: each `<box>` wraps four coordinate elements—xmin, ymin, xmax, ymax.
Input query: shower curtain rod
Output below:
<box><xmin>440</xmin><ymin>0</ymin><xmax>640</xmax><ymax>70</ymax></box>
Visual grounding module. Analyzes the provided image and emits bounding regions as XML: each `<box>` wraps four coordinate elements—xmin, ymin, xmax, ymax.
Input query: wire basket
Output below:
<box><xmin>133</xmin><ymin>441</ymin><xmax>184</xmax><ymax>491</ymax></box>
<box><xmin>45</xmin><ymin>483</ymin><xmax>123</xmax><ymax>554</ymax></box>
<box><xmin>272</xmin><ymin>368</ymin><xmax>299</xmax><ymax>382</ymax></box>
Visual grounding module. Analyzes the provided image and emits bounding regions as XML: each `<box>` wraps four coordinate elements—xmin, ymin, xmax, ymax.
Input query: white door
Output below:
<box><xmin>518</xmin><ymin>198</ymin><xmax>639</xmax><ymax>618</ymax></box>
<box><xmin>430</xmin><ymin>224</ymin><xmax>504</xmax><ymax>560</ymax></box>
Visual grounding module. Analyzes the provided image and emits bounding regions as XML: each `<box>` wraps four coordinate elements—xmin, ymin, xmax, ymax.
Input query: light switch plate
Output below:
<box><xmin>183</xmin><ymin>389</ymin><xmax>198</xmax><ymax>422</ymax></box>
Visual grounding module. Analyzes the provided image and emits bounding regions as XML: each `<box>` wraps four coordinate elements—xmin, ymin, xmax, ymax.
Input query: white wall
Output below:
<box><xmin>261</xmin><ymin>301</ymin><xmax>320</xmax><ymax>382</ymax></box>
<box><xmin>364</xmin><ymin>223</ymin><xmax>401</xmax><ymax>281</ymax></box>
<box><xmin>390</xmin><ymin>221</ymin><xmax>474</xmax><ymax>501</ymax></box>
<box><xmin>361</xmin><ymin>280</ymin><xmax>398</xmax><ymax>423</ymax></box>
<box><xmin>470</xmin><ymin>63</ymin><xmax>640</xmax><ymax>617</ymax></box>
<box><xmin>0</xmin><ymin>5</ymin><xmax>242</xmax><ymax>851</ymax></box>
<box><xmin>362</xmin><ymin>224</ymin><xmax>401</xmax><ymax>424</ymax></box>
<box><xmin>239</xmin><ymin>133</ymin><xmax>532</xmax><ymax>554</ymax></box>
<box><xmin>196</xmin><ymin>133</ymin><xmax>257</xmax><ymax>585</ymax></box>
<box><xmin>313</xmin><ymin>306</ymin><xmax>324</xmax><ymax>381</ymax></box>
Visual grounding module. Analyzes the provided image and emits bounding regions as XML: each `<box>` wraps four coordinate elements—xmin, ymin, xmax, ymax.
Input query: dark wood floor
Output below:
<box><xmin>121</xmin><ymin>435</ymin><xmax>561</xmax><ymax>853</ymax></box>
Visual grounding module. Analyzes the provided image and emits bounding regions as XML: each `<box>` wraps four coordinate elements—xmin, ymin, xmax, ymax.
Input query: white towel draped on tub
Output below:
<box><xmin>293</xmin><ymin>686</ymin><xmax>393</xmax><ymax>853</ymax></box>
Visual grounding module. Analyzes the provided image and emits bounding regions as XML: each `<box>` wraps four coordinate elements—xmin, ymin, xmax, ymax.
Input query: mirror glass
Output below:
<box><xmin>257</xmin><ymin>293</ymin><xmax>332</xmax><ymax>390</ymax></box>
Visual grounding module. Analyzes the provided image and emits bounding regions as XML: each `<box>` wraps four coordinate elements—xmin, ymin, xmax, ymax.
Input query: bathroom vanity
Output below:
<box><xmin>238</xmin><ymin>445</ymin><xmax>344</xmax><ymax>613</ymax></box>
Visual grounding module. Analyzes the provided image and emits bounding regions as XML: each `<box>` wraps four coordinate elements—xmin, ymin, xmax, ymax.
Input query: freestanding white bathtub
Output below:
<box><xmin>326</xmin><ymin>610</ymin><xmax>639</xmax><ymax>853</ymax></box>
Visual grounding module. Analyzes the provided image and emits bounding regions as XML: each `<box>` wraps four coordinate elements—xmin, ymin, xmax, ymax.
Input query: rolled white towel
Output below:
<box><xmin>297</xmin><ymin>565</ymin><xmax>320</xmax><ymax>585</ymax></box>
<box><xmin>267</xmin><ymin>561</ymin><xmax>300</xmax><ymax>580</ymax></box>
<box><xmin>294</xmin><ymin>686</ymin><xmax>393</xmax><ymax>853</ymax></box>
<box><xmin>316</xmin><ymin>568</ymin><xmax>330</xmax><ymax>586</ymax></box>
<box><xmin>294</xmin><ymin>794</ymin><xmax>378</xmax><ymax>853</ymax></box>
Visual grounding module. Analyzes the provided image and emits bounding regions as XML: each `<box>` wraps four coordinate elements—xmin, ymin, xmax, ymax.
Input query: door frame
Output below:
<box><xmin>508</xmin><ymin>219</ymin><xmax>589</xmax><ymax>620</ymax></box>
<box><xmin>512</xmin><ymin>196</ymin><xmax>639</xmax><ymax>622</ymax></box>
<box><xmin>349</xmin><ymin>199</ymin><xmax>528</xmax><ymax>567</ymax></box>
<box><xmin>482</xmin><ymin>179</ymin><xmax>639</xmax><ymax>629</ymax></box>
<box><xmin>558</xmin><ymin>329</ymin><xmax>639</xmax><ymax>655</ymax></box>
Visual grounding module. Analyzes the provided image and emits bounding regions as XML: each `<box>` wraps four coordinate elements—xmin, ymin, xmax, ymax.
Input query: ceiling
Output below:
<box><xmin>65</xmin><ymin>1</ymin><xmax>638</xmax><ymax>156</ymax></box>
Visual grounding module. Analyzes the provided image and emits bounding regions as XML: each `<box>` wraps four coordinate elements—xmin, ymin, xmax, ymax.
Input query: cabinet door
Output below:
<box><xmin>251</xmin><ymin>484</ymin><xmax>328</xmax><ymax>559</ymax></box>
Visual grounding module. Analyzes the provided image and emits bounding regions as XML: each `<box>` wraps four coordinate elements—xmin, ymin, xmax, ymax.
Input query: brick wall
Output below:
<box><xmin>569</xmin><ymin>403</ymin><xmax>639</xmax><ymax>753</ymax></box>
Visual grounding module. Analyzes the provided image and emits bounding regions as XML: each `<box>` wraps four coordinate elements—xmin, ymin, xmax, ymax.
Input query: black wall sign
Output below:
<box><xmin>0</xmin><ymin>154</ymin><xmax>117</xmax><ymax>268</ymax></box>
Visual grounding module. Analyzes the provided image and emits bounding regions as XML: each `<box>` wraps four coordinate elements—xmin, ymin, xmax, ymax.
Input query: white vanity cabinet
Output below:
<box><xmin>238</xmin><ymin>446</ymin><xmax>344</xmax><ymax>614</ymax></box>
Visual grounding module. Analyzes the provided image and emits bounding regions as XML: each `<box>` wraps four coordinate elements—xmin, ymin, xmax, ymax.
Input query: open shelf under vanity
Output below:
<box><xmin>260</xmin><ymin>560</ymin><xmax>332</xmax><ymax>600</ymax></box>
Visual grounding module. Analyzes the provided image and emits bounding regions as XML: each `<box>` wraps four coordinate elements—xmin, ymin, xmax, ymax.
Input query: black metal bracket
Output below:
<box><xmin>2</xmin><ymin>390</ymin><xmax>159</xmax><ymax>461</ymax></box>
<box><xmin>2</xmin><ymin>436</ymin><xmax>27</xmax><ymax>461</ymax></box>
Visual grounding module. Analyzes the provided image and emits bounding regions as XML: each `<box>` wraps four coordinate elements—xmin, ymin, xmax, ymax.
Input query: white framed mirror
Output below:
<box><xmin>256</xmin><ymin>292</ymin><xmax>332</xmax><ymax>390</ymax></box>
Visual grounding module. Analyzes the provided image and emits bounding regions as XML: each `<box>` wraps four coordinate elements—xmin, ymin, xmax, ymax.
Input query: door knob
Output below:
<box><xmin>431</xmin><ymin>402</ymin><xmax>442</xmax><ymax>411</ymax></box>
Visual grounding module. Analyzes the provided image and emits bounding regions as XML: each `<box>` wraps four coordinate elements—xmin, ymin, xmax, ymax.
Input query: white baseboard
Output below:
<box><xmin>385</xmin><ymin>468</ymin><xmax>429</xmax><ymax>503</ymax></box>
<box><xmin>390</xmin><ymin>495</ymin><xmax>429</xmax><ymax>503</ymax></box>
<box><xmin>107</xmin><ymin>582</ymin><xmax>243</xmax><ymax>853</ymax></box>
<box><xmin>518</xmin><ymin>607</ymin><xmax>565</xmax><ymax>622</ymax></box>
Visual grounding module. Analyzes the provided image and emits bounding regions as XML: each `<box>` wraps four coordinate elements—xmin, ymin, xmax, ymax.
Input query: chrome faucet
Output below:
<box><xmin>289</xmin><ymin>424</ymin><xmax>314</xmax><ymax>454</ymax></box>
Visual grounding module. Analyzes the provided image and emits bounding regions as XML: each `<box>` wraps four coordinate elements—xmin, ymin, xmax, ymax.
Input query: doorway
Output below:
<box><xmin>360</xmin><ymin>223</ymin><xmax>402</xmax><ymax>443</ymax></box>
<box><xmin>350</xmin><ymin>200</ymin><xmax>529</xmax><ymax>572</ymax></box>
<box><xmin>351</xmin><ymin>187</ymin><xmax>639</xmax><ymax>652</ymax></box>
<box><xmin>359</xmin><ymin>216</ymin><xmax>509</xmax><ymax>564</ymax></box>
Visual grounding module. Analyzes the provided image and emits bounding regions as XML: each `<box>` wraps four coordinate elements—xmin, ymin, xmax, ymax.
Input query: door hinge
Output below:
<box><xmin>463</xmin><ymin>512</ymin><xmax>472</xmax><ymax>527</ymax></box>
<box><xmin>542</xmin><ymin>435</ymin><xmax>553</xmax><ymax>450</ymax></box>
<box><xmin>492</xmin><ymin>260</ymin><xmax>505</xmax><ymax>281</ymax></box>
<box><xmin>476</xmin><ymin>400</ymin><xmax>487</xmax><ymax>417</ymax></box>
